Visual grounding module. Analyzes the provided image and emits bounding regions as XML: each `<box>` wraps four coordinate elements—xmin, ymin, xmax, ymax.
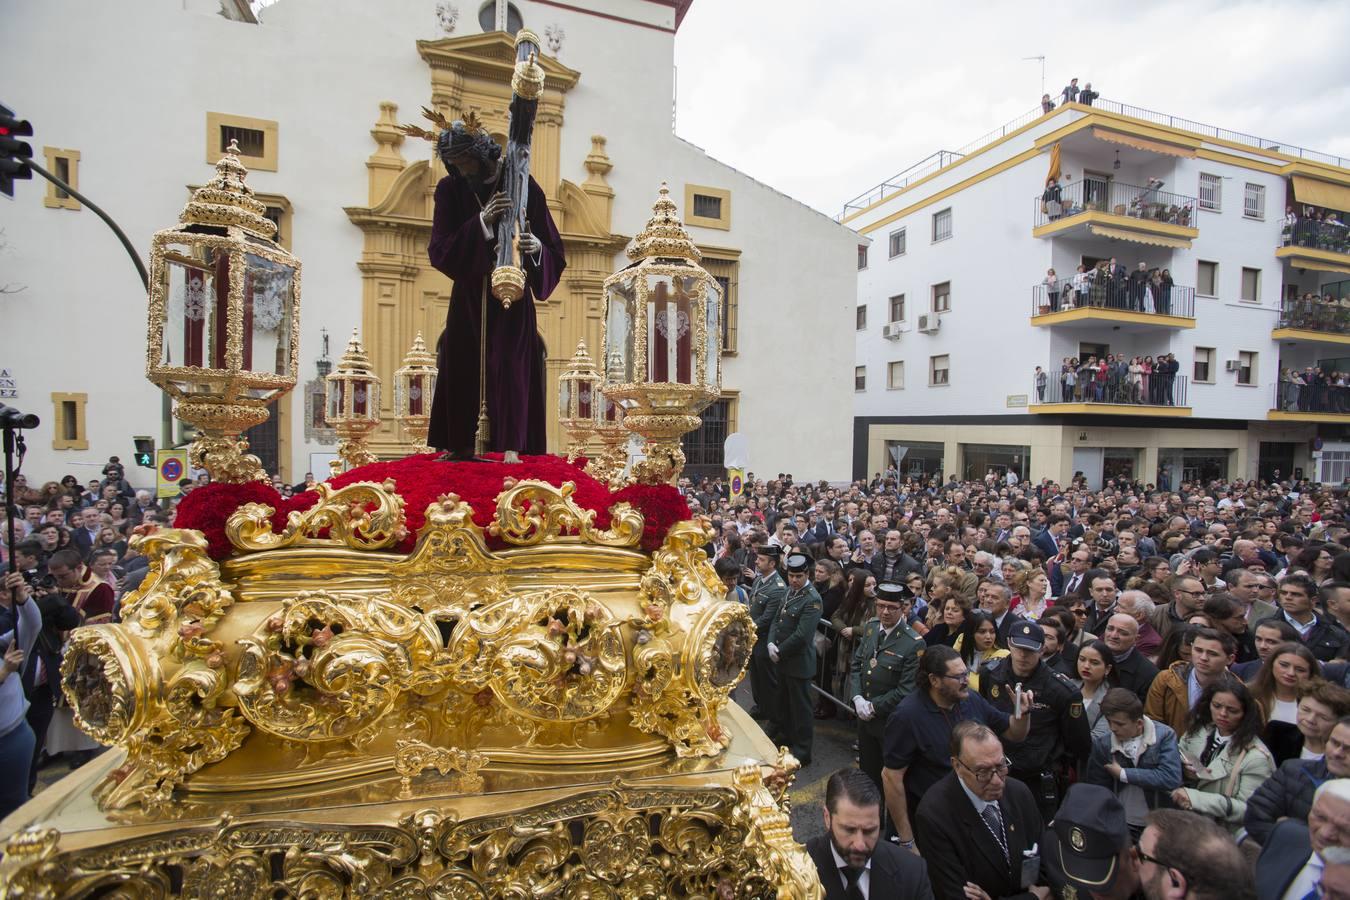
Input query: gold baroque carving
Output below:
<box><xmin>394</xmin><ymin>739</ymin><xmax>487</xmax><ymax>796</ymax></box>
<box><xmin>234</xmin><ymin>591</ymin><xmax>441</xmax><ymax>742</ymax></box>
<box><xmin>487</xmin><ymin>479</ymin><xmax>643</xmax><ymax>548</ymax></box>
<box><xmin>226</xmin><ymin>479</ymin><xmax>408</xmax><ymax>553</ymax></box>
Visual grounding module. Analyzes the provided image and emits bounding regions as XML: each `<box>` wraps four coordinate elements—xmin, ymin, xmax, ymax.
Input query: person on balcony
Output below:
<box><xmin>1042</xmin><ymin>179</ymin><xmax>1064</xmax><ymax>222</ymax></box>
<box><xmin>1062</xmin><ymin>78</ymin><xmax>1080</xmax><ymax>105</ymax></box>
<box><xmin>1109</xmin><ymin>258</ymin><xmax>1127</xmax><ymax>309</ymax></box>
<box><xmin>1129</xmin><ymin>262</ymin><xmax>1150</xmax><ymax>311</ymax></box>
<box><xmin>1041</xmin><ymin>93</ymin><xmax>1056</xmax><ymax>114</ymax></box>
<box><xmin>1159</xmin><ymin>269</ymin><xmax>1174</xmax><ymax>316</ymax></box>
<box><xmin>1072</xmin><ymin>264</ymin><xmax>1090</xmax><ymax>308</ymax></box>
<box><xmin>1043</xmin><ymin>268</ymin><xmax>1061</xmax><ymax>311</ymax></box>
<box><xmin>1128</xmin><ymin>357</ymin><xmax>1144</xmax><ymax>404</ymax></box>
<box><xmin>1079</xmin><ymin>82</ymin><xmax>1099</xmax><ymax>105</ymax></box>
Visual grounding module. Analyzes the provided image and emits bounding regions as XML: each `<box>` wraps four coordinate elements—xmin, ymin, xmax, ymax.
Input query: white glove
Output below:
<box><xmin>853</xmin><ymin>696</ymin><xmax>874</xmax><ymax>721</ymax></box>
<box><xmin>768</xmin><ymin>642</ymin><xmax>780</xmax><ymax>663</ymax></box>
<box><xmin>864</xmin><ymin>700</ymin><xmax>876</xmax><ymax>720</ymax></box>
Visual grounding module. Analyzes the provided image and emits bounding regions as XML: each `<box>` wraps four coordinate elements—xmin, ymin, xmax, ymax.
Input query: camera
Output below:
<box><xmin>0</xmin><ymin>405</ymin><xmax>39</xmax><ymax>429</ymax></box>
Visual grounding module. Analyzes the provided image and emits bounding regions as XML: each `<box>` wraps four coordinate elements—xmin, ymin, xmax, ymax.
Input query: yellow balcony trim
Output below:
<box><xmin>1274</xmin><ymin>245</ymin><xmax>1350</xmax><ymax>275</ymax></box>
<box><xmin>1029</xmin><ymin>403</ymin><xmax>1192</xmax><ymax>417</ymax></box>
<box><xmin>1272</xmin><ymin>327</ymin><xmax>1350</xmax><ymax>346</ymax></box>
<box><xmin>1268</xmin><ymin>409</ymin><xmax>1350</xmax><ymax>424</ymax></box>
<box><xmin>1033</xmin><ymin>210</ymin><xmax>1199</xmax><ymax>242</ymax></box>
<box><xmin>1032</xmin><ymin>308</ymin><xmax>1195</xmax><ymax>329</ymax></box>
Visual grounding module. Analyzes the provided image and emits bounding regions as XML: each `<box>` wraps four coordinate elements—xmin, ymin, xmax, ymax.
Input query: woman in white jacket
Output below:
<box><xmin>1172</xmin><ymin>677</ymin><xmax>1275</xmax><ymax>834</ymax></box>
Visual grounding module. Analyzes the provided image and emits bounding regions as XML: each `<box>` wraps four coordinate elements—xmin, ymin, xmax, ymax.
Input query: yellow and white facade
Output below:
<box><xmin>1</xmin><ymin>0</ymin><xmax>859</xmax><ymax>484</ymax></box>
<box><xmin>848</xmin><ymin>99</ymin><xmax>1350</xmax><ymax>487</ymax></box>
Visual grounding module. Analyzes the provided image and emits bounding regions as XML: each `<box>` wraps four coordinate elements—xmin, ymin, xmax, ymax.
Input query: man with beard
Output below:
<box><xmin>807</xmin><ymin>768</ymin><xmax>933</xmax><ymax>900</ymax></box>
<box><xmin>421</xmin><ymin>112</ymin><xmax>566</xmax><ymax>461</ymax></box>
<box><xmin>1134</xmin><ymin>809</ymin><xmax>1252</xmax><ymax>900</ymax></box>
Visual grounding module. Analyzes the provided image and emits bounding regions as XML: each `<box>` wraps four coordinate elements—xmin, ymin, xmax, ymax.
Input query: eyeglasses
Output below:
<box><xmin>939</xmin><ymin>670</ymin><xmax>970</xmax><ymax>683</ymax></box>
<box><xmin>1132</xmin><ymin>846</ymin><xmax>1189</xmax><ymax>880</ymax></box>
<box><xmin>956</xmin><ymin>756</ymin><xmax>1011</xmax><ymax>784</ymax></box>
<box><xmin>1176</xmin><ymin>589</ymin><xmax>1205</xmax><ymax>597</ymax></box>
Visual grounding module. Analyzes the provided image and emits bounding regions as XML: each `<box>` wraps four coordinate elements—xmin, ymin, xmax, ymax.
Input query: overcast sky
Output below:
<box><xmin>672</xmin><ymin>0</ymin><xmax>1350</xmax><ymax>218</ymax></box>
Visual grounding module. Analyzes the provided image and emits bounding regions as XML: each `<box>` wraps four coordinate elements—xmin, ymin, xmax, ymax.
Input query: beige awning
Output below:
<box><xmin>1091</xmin><ymin>128</ymin><xmax>1197</xmax><ymax>159</ymax></box>
<box><xmin>1291</xmin><ymin>174</ymin><xmax>1350</xmax><ymax>213</ymax></box>
<box><xmin>1288</xmin><ymin>256</ymin><xmax>1350</xmax><ymax>276</ymax></box>
<box><xmin>1089</xmin><ymin>224</ymin><xmax>1192</xmax><ymax>249</ymax></box>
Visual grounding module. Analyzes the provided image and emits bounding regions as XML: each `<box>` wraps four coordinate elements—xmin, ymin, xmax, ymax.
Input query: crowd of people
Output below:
<box><xmin>1033</xmin><ymin>353</ymin><xmax>1183</xmax><ymax>406</ymax></box>
<box><xmin>1285</xmin><ymin>205</ymin><xmax>1350</xmax><ymax>255</ymax></box>
<box><xmin>1281</xmin><ymin>290</ymin><xmax>1350</xmax><ymax>334</ymax></box>
<box><xmin>690</xmin><ymin>466</ymin><xmax>1349</xmax><ymax>898</ymax></box>
<box><xmin>1279</xmin><ymin>367</ymin><xmax>1350</xmax><ymax>414</ymax></box>
<box><xmin>1037</xmin><ymin>259</ymin><xmax>1182</xmax><ymax>316</ymax></box>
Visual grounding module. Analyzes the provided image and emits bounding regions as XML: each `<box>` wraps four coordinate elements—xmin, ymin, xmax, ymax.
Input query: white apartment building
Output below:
<box><xmin>0</xmin><ymin>0</ymin><xmax>858</xmax><ymax>487</ymax></box>
<box><xmin>847</xmin><ymin>98</ymin><xmax>1350</xmax><ymax>488</ymax></box>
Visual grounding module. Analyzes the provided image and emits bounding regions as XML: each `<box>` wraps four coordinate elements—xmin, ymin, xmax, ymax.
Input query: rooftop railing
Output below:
<box><xmin>1032</xmin><ymin>279</ymin><xmax>1195</xmax><ymax>319</ymax></box>
<box><xmin>1034</xmin><ymin>179</ymin><xmax>1196</xmax><ymax>229</ymax></box>
<box><xmin>839</xmin><ymin>96</ymin><xmax>1350</xmax><ymax>220</ymax></box>
<box><xmin>1033</xmin><ymin>365</ymin><xmax>1188</xmax><ymax>407</ymax></box>
<box><xmin>1277</xmin><ymin>295</ymin><xmax>1350</xmax><ymax>335</ymax></box>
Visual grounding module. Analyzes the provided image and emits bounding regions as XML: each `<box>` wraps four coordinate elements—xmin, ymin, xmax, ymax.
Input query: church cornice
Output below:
<box><xmin>417</xmin><ymin>33</ymin><xmax>581</xmax><ymax>93</ymax></box>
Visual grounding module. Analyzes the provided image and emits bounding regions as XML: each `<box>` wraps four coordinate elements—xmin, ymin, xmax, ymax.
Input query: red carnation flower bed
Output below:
<box><xmin>174</xmin><ymin>453</ymin><xmax>691</xmax><ymax>560</ymax></box>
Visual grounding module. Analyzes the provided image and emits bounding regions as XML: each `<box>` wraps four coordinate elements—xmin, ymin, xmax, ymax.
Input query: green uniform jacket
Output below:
<box><xmin>748</xmin><ymin>571</ymin><xmax>787</xmax><ymax>644</ymax></box>
<box><xmin>771</xmin><ymin>583</ymin><xmax>822</xmax><ymax>679</ymax></box>
<box><xmin>848</xmin><ymin>618</ymin><xmax>924</xmax><ymax>738</ymax></box>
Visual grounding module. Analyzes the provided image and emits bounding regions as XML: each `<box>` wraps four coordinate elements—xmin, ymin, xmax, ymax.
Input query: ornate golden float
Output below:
<box><xmin>0</xmin><ymin>148</ymin><xmax>819</xmax><ymax>898</ymax></box>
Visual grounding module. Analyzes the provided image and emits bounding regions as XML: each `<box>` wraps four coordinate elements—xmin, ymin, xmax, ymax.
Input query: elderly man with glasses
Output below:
<box><xmin>915</xmin><ymin>720</ymin><xmax>1047</xmax><ymax>900</ymax></box>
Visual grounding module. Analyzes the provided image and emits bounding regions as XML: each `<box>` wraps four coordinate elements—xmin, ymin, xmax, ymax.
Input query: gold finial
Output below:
<box><xmin>567</xmin><ymin>339</ymin><xmax>595</xmax><ymax>371</ymax></box>
<box><xmin>179</xmin><ymin>140</ymin><xmax>276</xmax><ymax>239</ymax></box>
<box><xmin>402</xmin><ymin>331</ymin><xmax>436</xmax><ymax>368</ymax></box>
<box><xmin>627</xmin><ymin>182</ymin><xmax>701</xmax><ymax>263</ymax></box>
<box><xmin>338</xmin><ymin>328</ymin><xmax>374</xmax><ymax>374</ymax></box>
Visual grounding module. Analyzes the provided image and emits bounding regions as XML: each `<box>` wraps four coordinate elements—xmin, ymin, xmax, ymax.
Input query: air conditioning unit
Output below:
<box><xmin>1225</xmin><ymin>360</ymin><xmax>1241</xmax><ymax>372</ymax></box>
<box><xmin>918</xmin><ymin>314</ymin><xmax>940</xmax><ymax>334</ymax></box>
<box><xmin>882</xmin><ymin>322</ymin><xmax>905</xmax><ymax>340</ymax></box>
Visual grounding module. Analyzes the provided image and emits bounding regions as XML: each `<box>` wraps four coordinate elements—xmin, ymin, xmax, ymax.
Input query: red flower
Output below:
<box><xmin>174</xmin><ymin>454</ymin><xmax>690</xmax><ymax>560</ymax></box>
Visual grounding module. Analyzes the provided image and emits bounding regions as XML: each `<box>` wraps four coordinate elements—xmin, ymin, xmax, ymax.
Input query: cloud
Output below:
<box><xmin>674</xmin><ymin>0</ymin><xmax>1350</xmax><ymax>216</ymax></box>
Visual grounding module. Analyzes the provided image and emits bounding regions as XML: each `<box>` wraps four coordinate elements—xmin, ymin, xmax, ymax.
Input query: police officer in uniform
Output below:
<box><xmin>747</xmin><ymin>545</ymin><xmax>786</xmax><ymax>725</ymax></box>
<box><xmin>769</xmin><ymin>553</ymin><xmax>823</xmax><ymax>766</ymax></box>
<box><xmin>978</xmin><ymin>620</ymin><xmax>1091</xmax><ymax>822</ymax></box>
<box><xmin>849</xmin><ymin>581</ymin><xmax>924</xmax><ymax>793</ymax></box>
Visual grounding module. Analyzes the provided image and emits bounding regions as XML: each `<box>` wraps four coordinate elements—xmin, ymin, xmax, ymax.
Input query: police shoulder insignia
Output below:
<box><xmin>1063</xmin><ymin>884</ymin><xmax>1078</xmax><ymax>900</ymax></box>
<box><xmin>990</xmin><ymin>684</ymin><xmax>1000</xmax><ymax>698</ymax></box>
<box><xmin>1069</xmin><ymin>701</ymin><xmax>1083</xmax><ymax>718</ymax></box>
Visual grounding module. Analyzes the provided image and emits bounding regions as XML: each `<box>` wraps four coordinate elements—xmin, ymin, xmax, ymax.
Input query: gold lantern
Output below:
<box><xmin>601</xmin><ymin>184</ymin><xmax>722</xmax><ymax>484</ymax></box>
<box><xmin>394</xmin><ymin>331</ymin><xmax>438</xmax><ymax>454</ymax></box>
<box><xmin>557</xmin><ymin>340</ymin><xmax>599</xmax><ymax>463</ymax></box>
<box><xmin>145</xmin><ymin>140</ymin><xmax>302</xmax><ymax>483</ymax></box>
<box><xmin>325</xmin><ymin>329</ymin><xmax>381</xmax><ymax>475</ymax></box>
<box><xmin>586</xmin><ymin>383</ymin><xmax>630</xmax><ymax>489</ymax></box>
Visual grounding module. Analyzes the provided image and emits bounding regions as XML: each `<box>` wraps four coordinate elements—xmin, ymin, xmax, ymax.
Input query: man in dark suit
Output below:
<box><xmin>977</xmin><ymin>581</ymin><xmax>1023</xmax><ymax>650</ymax></box>
<box><xmin>1033</xmin><ymin>514</ymin><xmax>1069</xmax><ymax>564</ymax></box>
<box><xmin>69</xmin><ymin>506</ymin><xmax>102</xmax><ymax>557</ymax></box>
<box><xmin>807</xmin><ymin>768</ymin><xmax>933</xmax><ymax>900</ymax></box>
<box><xmin>1256</xmin><ymin>780</ymin><xmax>1350</xmax><ymax>900</ymax></box>
<box><xmin>915</xmin><ymin>721</ymin><xmax>1045</xmax><ymax>900</ymax></box>
<box><xmin>1102</xmin><ymin>613</ymin><xmax>1159</xmax><ymax>701</ymax></box>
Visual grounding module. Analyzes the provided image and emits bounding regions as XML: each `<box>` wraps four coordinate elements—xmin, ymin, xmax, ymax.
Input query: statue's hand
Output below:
<box><xmin>480</xmin><ymin>192</ymin><xmax>511</xmax><ymax>227</ymax></box>
<box><xmin>517</xmin><ymin>232</ymin><xmax>541</xmax><ymax>256</ymax></box>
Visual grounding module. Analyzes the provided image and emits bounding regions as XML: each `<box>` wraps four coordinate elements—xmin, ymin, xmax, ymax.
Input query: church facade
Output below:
<box><xmin>1</xmin><ymin>0</ymin><xmax>858</xmax><ymax>486</ymax></box>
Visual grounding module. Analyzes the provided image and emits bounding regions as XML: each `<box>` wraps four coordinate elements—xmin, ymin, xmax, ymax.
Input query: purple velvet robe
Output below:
<box><xmin>426</xmin><ymin>173</ymin><xmax>565</xmax><ymax>454</ymax></box>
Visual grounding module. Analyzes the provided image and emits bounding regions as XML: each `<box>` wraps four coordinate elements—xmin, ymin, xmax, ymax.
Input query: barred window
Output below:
<box><xmin>1243</xmin><ymin>183</ymin><xmax>1265</xmax><ymax>219</ymax></box>
<box><xmin>889</xmin><ymin>229</ymin><xmax>907</xmax><ymax>258</ymax></box>
<box><xmin>1199</xmin><ymin>173</ymin><xmax>1221</xmax><ymax>211</ymax></box>
<box><xmin>932</xmin><ymin>208</ymin><xmax>952</xmax><ymax>242</ymax></box>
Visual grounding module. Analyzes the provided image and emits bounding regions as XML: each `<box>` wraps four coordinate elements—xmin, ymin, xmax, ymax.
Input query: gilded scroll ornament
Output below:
<box><xmin>226</xmin><ymin>479</ymin><xmax>407</xmax><ymax>552</ymax></box>
<box><xmin>394</xmin><ymin>739</ymin><xmax>487</xmax><ymax>795</ymax></box>
<box><xmin>488</xmin><ymin>479</ymin><xmax>643</xmax><ymax>547</ymax></box>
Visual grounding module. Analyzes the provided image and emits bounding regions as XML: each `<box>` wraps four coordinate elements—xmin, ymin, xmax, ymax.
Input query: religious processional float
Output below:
<box><xmin>0</xmin><ymin>34</ymin><xmax>819</xmax><ymax>899</ymax></box>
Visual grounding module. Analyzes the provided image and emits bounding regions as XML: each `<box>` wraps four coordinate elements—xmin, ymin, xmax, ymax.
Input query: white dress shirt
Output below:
<box><xmin>1282</xmin><ymin>851</ymin><xmax>1321</xmax><ymax>900</ymax></box>
<box><xmin>828</xmin><ymin>840</ymin><xmax>872</xmax><ymax>899</ymax></box>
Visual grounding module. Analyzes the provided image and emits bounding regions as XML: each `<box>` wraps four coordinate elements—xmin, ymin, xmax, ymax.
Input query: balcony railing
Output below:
<box><xmin>1032</xmin><ymin>279</ymin><xmax>1195</xmax><ymax>318</ymax></box>
<box><xmin>1274</xmin><ymin>376</ymin><xmax>1350</xmax><ymax>414</ymax></box>
<box><xmin>1033</xmin><ymin>366</ymin><xmax>1188</xmax><ymax>407</ymax></box>
<box><xmin>1034</xmin><ymin>179</ymin><xmax>1197</xmax><ymax>229</ymax></box>
<box><xmin>1284</xmin><ymin>216</ymin><xmax>1350</xmax><ymax>255</ymax></box>
<box><xmin>1278</xmin><ymin>295</ymin><xmax>1350</xmax><ymax>335</ymax></box>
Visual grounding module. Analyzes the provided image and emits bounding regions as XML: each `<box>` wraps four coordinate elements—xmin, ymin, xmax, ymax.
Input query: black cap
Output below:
<box><xmin>756</xmin><ymin>545</ymin><xmax>781</xmax><ymax>560</ymax></box>
<box><xmin>1008</xmin><ymin>621</ymin><xmax>1045</xmax><ymax>652</ymax></box>
<box><xmin>1044</xmin><ymin>784</ymin><xmax>1128</xmax><ymax>892</ymax></box>
<box><xmin>876</xmin><ymin>582</ymin><xmax>914</xmax><ymax>603</ymax></box>
<box><xmin>785</xmin><ymin>553</ymin><xmax>811</xmax><ymax>574</ymax></box>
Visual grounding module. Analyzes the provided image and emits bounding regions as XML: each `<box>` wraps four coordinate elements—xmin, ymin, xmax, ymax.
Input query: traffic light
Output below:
<box><xmin>133</xmin><ymin>437</ymin><xmax>155</xmax><ymax>468</ymax></box>
<box><xmin>0</xmin><ymin>103</ymin><xmax>33</xmax><ymax>199</ymax></box>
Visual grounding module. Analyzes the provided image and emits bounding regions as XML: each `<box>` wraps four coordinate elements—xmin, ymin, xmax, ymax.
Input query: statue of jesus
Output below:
<box><xmin>424</xmin><ymin>115</ymin><xmax>566</xmax><ymax>461</ymax></box>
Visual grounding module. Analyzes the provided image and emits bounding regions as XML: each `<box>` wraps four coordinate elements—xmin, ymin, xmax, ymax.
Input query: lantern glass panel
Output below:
<box><xmin>646</xmin><ymin>272</ymin><xmax>694</xmax><ymax>385</ymax></box>
<box><xmin>577</xmin><ymin>380</ymin><xmax>592</xmax><ymax>419</ymax></box>
<box><xmin>354</xmin><ymin>381</ymin><xmax>371</xmax><ymax>418</ymax></box>
<box><xmin>604</xmin><ymin>275</ymin><xmax>637</xmax><ymax>385</ymax></box>
<box><xmin>558</xmin><ymin>378</ymin><xmax>571</xmax><ymax>418</ymax></box>
<box><xmin>407</xmin><ymin>373</ymin><xmax>428</xmax><ymax>417</ymax></box>
<box><xmin>327</xmin><ymin>379</ymin><xmax>345</xmax><ymax>420</ymax></box>
<box><xmin>243</xmin><ymin>253</ymin><xmax>295</xmax><ymax>378</ymax></box>
<box><xmin>703</xmin><ymin>276</ymin><xmax>721</xmax><ymax>390</ymax></box>
<box><xmin>598</xmin><ymin>393</ymin><xmax>623</xmax><ymax>425</ymax></box>
<box><xmin>162</xmin><ymin>243</ymin><xmax>225</xmax><ymax>375</ymax></box>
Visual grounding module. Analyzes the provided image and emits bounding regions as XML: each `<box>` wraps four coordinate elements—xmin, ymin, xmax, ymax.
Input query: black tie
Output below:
<box><xmin>841</xmin><ymin>866</ymin><xmax>865</xmax><ymax>900</ymax></box>
<box><xmin>981</xmin><ymin>803</ymin><xmax>1009</xmax><ymax>863</ymax></box>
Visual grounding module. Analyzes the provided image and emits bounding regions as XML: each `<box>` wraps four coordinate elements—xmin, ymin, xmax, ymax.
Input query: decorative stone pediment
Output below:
<box><xmin>416</xmin><ymin>32</ymin><xmax>581</xmax><ymax>92</ymax></box>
